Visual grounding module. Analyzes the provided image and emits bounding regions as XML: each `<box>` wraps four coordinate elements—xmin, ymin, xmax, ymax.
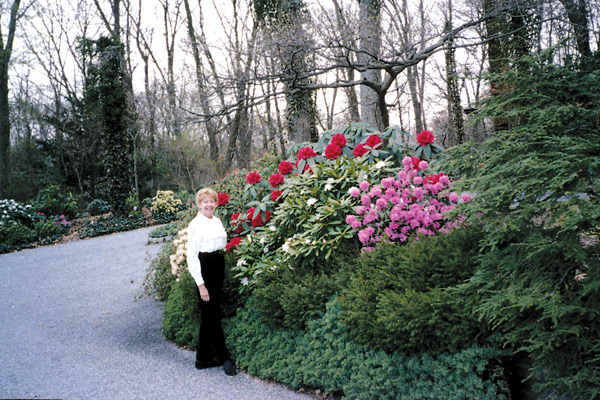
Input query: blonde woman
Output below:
<box><xmin>186</xmin><ymin>188</ymin><xmax>237</xmax><ymax>376</ymax></box>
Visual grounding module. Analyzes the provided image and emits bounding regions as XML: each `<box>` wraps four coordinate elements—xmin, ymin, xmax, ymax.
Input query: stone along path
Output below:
<box><xmin>0</xmin><ymin>226</ymin><xmax>315</xmax><ymax>400</ymax></box>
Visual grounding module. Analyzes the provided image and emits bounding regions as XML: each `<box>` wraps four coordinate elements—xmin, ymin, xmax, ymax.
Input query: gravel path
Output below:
<box><xmin>0</xmin><ymin>226</ymin><xmax>316</xmax><ymax>400</ymax></box>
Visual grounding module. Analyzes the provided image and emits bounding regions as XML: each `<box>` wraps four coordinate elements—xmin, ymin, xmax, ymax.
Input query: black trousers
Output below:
<box><xmin>195</xmin><ymin>250</ymin><xmax>230</xmax><ymax>363</ymax></box>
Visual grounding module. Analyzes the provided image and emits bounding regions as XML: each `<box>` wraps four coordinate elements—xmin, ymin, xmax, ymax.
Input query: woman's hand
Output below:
<box><xmin>199</xmin><ymin>284</ymin><xmax>210</xmax><ymax>302</ymax></box>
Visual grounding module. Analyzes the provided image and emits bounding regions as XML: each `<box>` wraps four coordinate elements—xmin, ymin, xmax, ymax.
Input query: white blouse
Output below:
<box><xmin>186</xmin><ymin>212</ymin><xmax>227</xmax><ymax>286</ymax></box>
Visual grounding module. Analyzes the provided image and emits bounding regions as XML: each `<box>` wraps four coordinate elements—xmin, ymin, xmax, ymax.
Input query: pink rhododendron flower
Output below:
<box><xmin>246</xmin><ymin>171</ymin><xmax>261</xmax><ymax>185</ymax></box>
<box><xmin>353</xmin><ymin>144</ymin><xmax>368</xmax><ymax>158</ymax></box>
<box><xmin>358</xmin><ymin>226</ymin><xmax>375</xmax><ymax>244</ymax></box>
<box><xmin>349</xmin><ymin>187</ymin><xmax>360</xmax><ymax>197</ymax></box>
<box><xmin>269</xmin><ymin>173</ymin><xmax>284</xmax><ymax>188</ymax></box>
<box><xmin>324</xmin><ymin>144</ymin><xmax>342</xmax><ymax>160</ymax></box>
<box><xmin>356</xmin><ymin>206</ymin><xmax>367</xmax><ymax>214</ymax></box>
<box><xmin>416</xmin><ymin>130</ymin><xmax>435</xmax><ymax>146</ymax></box>
<box><xmin>462</xmin><ymin>193</ymin><xmax>472</xmax><ymax>203</ymax></box>
<box><xmin>448</xmin><ymin>192</ymin><xmax>459</xmax><ymax>203</ymax></box>
<box><xmin>413</xmin><ymin>176</ymin><xmax>423</xmax><ymax>185</ymax></box>
<box><xmin>418</xmin><ymin>160</ymin><xmax>429</xmax><ymax>171</ymax></box>
<box><xmin>370</xmin><ymin>186</ymin><xmax>382</xmax><ymax>197</ymax></box>
<box><xmin>359</xmin><ymin>181</ymin><xmax>370</xmax><ymax>191</ymax></box>
<box><xmin>361</xmin><ymin>194</ymin><xmax>371</xmax><ymax>206</ymax></box>
<box><xmin>278</xmin><ymin>161</ymin><xmax>294</xmax><ymax>175</ymax></box>
<box><xmin>365</xmin><ymin>134</ymin><xmax>382</xmax><ymax>149</ymax></box>
<box><xmin>346</xmin><ymin>215</ymin><xmax>362</xmax><ymax>229</ymax></box>
<box><xmin>376</xmin><ymin>198</ymin><xmax>388</xmax><ymax>210</ymax></box>
<box><xmin>331</xmin><ymin>133</ymin><xmax>347</xmax><ymax>147</ymax></box>
<box><xmin>271</xmin><ymin>190</ymin><xmax>283</xmax><ymax>201</ymax></box>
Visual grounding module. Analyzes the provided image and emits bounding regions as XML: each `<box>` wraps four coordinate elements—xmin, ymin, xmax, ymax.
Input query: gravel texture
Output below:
<box><xmin>0</xmin><ymin>226</ymin><xmax>316</xmax><ymax>400</ymax></box>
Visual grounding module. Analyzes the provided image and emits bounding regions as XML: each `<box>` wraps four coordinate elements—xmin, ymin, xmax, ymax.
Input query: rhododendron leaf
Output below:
<box><xmin>424</xmin><ymin>146</ymin><xmax>432</xmax><ymax>159</ymax></box>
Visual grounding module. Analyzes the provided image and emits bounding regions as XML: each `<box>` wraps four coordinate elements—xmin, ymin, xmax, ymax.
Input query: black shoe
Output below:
<box><xmin>195</xmin><ymin>360</ymin><xmax>219</xmax><ymax>370</ymax></box>
<box><xmin>223</xmin><ymin>359</ymin><xmax>237</xmax><ymax>376</ymax></box>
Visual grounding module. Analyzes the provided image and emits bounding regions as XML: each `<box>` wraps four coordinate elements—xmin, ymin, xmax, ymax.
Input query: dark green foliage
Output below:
<box><xmin>86</xmin><ymin>199</ymin><xmax>111</xmax><ymax>216</ymax></box>
<box><xmin>0</xmin><ymin>221</ymin><xmax>36</xmax><ymax>251</ymax></box>
<box><xmin>440</xmin><ymin>49</ymin><xmax>600</xmax><ymax>398</ymax></box>
<box><xmin>339</xmin><ymin>227</ymin><xmax>486</xmax><ymax>355</ymax></box>
<box><xmin>226</xmin><ymin>297</ymin><xmax>509</xmax><ymax>399</ymax></box>
<box><xmin>142</xmin><ymin>241</ymin><xmax>177</xmax><ymax>302</ymax></box>
<box><xmin>253</xmin><ymin>266</ymin><xmax>339</xmax><ymax>330</ymax></box>
<box><xmin>162</xmin><ymin>269</ymin><xmax>199</xmax><ymax>347</ymax></box>
<box><xmin>80</xmin><ymin>36</ymin><xmax>133</xmax><ymax>215</ymax></box>
<box><xmin>32</xmin><ymin>184</ymin><xmax>78</xmax><ymax>220</ymax></box>
<box><xmin>77</xmin><ymin>215</ymin><xmax>149</xmax><ymax>239</ymax></box>
<box><xmin>33</xmin><ymin>218</ymin><xmax>63</xmax><ymax>239</ymax></box>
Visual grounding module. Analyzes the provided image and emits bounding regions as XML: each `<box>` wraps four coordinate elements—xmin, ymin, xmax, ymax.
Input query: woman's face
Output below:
<box><xmin>198</xmin><ymin>196</ymin><xmax>216</xmax><ymax>218</ymax></box>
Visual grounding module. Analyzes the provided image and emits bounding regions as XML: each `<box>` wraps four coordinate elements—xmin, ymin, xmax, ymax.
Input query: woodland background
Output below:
<box><xmin>1</xmin><ymin>0</ymin><xmax>597</xmax><ymax>210</ymax></box>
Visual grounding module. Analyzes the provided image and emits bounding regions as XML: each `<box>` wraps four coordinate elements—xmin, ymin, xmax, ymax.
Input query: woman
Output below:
<box><xmin>186</xmin><ymin>187</ymin><xmax>237</xmax><ymax>376</ymax></box>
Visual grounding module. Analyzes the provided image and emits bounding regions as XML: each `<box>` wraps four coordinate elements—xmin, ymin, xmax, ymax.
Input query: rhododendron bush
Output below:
<box><xmin>346</xmin><ymin>156</ymin><xmax>471</xmax><ymax>251</ymax></box>
<box><xmin>161</xmin><ymin>122</ymin><xmax>458</xmax><ymax>288</ymax></box>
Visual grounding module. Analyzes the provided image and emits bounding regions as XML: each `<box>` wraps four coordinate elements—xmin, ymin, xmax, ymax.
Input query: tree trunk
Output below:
<box><xmin>444</xmin><ymin>1</ymin><xmax>464</xmax><ymax>144</ymax></box>
<box><xmin>358</xmin><ymin>0</ymin><xmax>384</xmax><ymax>130</ymax></box>
<box><xmin>0</xmin><ymin>0</ymin><xmax>21</xmax><ymax>198</ymax></box>
<box><xmin>558</xmin><ymin>0</ymin><xmax>591</xmax><ymax>58</ymax></box>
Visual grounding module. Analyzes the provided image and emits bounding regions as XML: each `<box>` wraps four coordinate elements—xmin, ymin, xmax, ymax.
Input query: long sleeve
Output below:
<box><xmin>186</xmin><ymin>213</ymin><xmax>227</xmax><ymax>287</ymax></box>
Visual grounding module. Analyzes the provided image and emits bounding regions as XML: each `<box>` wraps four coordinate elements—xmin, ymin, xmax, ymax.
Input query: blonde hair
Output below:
<box><xmin>196</xmin><ymin>188</ymin><xmax>218</xmax><ymax>205</ymax></box>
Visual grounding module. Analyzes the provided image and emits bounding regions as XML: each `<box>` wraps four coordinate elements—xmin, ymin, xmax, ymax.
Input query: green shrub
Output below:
<box><xmin>440</xmin><ymin>49</ymin><xmax>600</xmax><ymax>398</ymax></box>
<box><xmin>33</xmin><ymin>218</ymin><xmax>63</xmax><ymax>239</ymax></box>
<box><xmin>338</xmin><ymin>226</ymin><xmax>486</xmax><ymax>355</ymax></box>
<box><xmin>0</xmin><ymin>221</ymin><xmax>36</xmax><ymax>250</ymax></box>
<box><xmin>162</xmin><ymin>269</ymin><xmax>200</xmax><ymax>347</ymax></box>
<box><xmin>0</xmin><ymin>199</ymin><xmax>35</xmax><ymax>226</ymax></box>
<box><xmin>150</xmin><ymin>190</ymin><xmax>183</xmax><ymax>222</ymax></box>
<box><xmin>77</xmin><ymin>214</ymin><xmax>148</xmax><ymax>239</ymax></box>
<box><xmin>142</xmin><ymin>241</ymin><xmax>177</xmax><ymax>301</ymax></box>
<box><xmin>86</xmin><ymin>199</ymin><xmax>112</xmax><ymax>216</ymax></box>
<box><xmin>226</xmin><ymin>297</ymin><xmax>509</xmax><ymax>399</ymax></box>
<box><xmin>32</xmin><ymin>184</ymin><xmax>78</xmax><ymax>219</ymax></box>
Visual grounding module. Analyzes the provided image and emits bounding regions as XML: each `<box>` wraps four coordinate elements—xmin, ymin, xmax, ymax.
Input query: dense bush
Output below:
<box><xmin>339</xmin><ymin>226</ymin><xmax>486</xmax><ymax>355</ymax></box>
<box><xmin>77</xmin><ymin>214</ymin><xmax>149</xmax><ymax>239</ymax></box>
<box><xmin>150</xmin><ymin>190</ymin><xmax>183</xmax><ymax>222</ymax></box>
<box><xmin>227</xmin><ymin>297</ymin><xmax>509</xmax><ymax>399</ymax></box>
<box><xmin>440</xmin><ymin>50</ymin><xmax>600</xmax><ymax>398</ymax></box>
<box><xmin>252</xmin><ymin>252</ymin><xmax>352</xmax><ymax>330</ymax></box>
<box><xmin>32</xmin><ymin>184</ymin><xmax>78</xmax><ymax>219</ymax></box>
<box><xmin>162</xmin><ymin>269</ymin><xmax>200</xmax><ymax>347</ymax></box>
<box><xmin>0</xmin><ymin>221</ymin><xmax>36</xmax><ymax>252</ymax></box>
<box><xmin>86</xmin><ymin>199</ymin><xmax>112</xmax><ymax>216</ymax></box>
<box><xmin>142</xmin><ymin>241</ymin><xmax>178</xmax><ymax>301</ymax></box>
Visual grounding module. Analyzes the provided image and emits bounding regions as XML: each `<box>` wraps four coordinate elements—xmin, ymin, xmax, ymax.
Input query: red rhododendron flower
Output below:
<box><xmin>217</xmin><ymin>192</ymin><xmax>230</xmax><ymax>206</ymax></box>
<box><xmin>246</xmin><ymin>171</ymin><xmax>261</xmax><ymax>184</ymax></box>
<box><xmin>353</xmin><ymin>144</ymin><xmax>369</xmax><ymax>158</ymax></box>
<box><xmin>278</xmin><ymin>160</ymin><xmax>294</xmax><ymax>175</ymax></box>
<box><xmin>297</xmin><ymin>146</ymin><xmax>318</xmax><ymax>161</ymax></box>
<box><xmin>331</xmin><ymin>133</ymin><xmax>347</xmax><ymax>147</ymax></box>
<box><xmin>225</xmin><ymin>236</ymin><xmax>242</xmax><ymax>252</ymax></box>
<box><xmin>271</xmin><ymin>190</ymin><xmax>283</xmax><ymax>201</ymax></box>
<box><xmin>269</xmin><ymin>173</ymin><xmax>284</xmax><ymax>188</ymax></box>
<box><xmin>411</xmin><ymin>156</ymin><xmax>421</xmax><ymax>170</ymax></box>
<box><xmin>246</xmin><ymin>207</ymin><xmax>273</xmax><ymax>227</ymax></box>
<box><xmin>425</xmin><ymin>173</ymin><xmax>447</xmax><ymax>185</ymax></box>
<box><xmin>365</xmin><ymin>134</ymin><xmax>382</xmax><ymax>149</ymax></box>
<box><xmin>416</xmin><ymin>130</ymin><xmax>435</xmax><ymax>146</ymax></box>
<box><xmin>230</xmin><ymin>212</ymin><xmax>245</xmax><ymax>233</ymax></box>
<box><xmin>324</xmin><ymin>144</ymin><xmax>342</xmax><ymax>160</ymax></box>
